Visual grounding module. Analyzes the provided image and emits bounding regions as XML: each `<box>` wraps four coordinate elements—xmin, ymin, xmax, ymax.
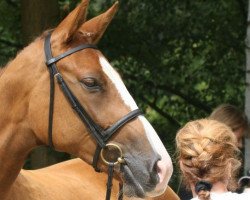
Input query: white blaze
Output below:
<box><xmin>99</xmin><ymin>56</ymin><xmax>173</xmax><ymax>195</ymax></box>
<box><xmin>99</xmin><ymin>56</ymin><xmax>138</xmax><ymax>110</ymax></box>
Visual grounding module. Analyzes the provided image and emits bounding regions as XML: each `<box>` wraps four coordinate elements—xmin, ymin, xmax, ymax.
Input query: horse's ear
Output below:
<box><xmin>78</xmin><ymin>1</ymin><xmax>119</xmax><ymax>44</ymax></box>
<box><xmin>54</xmin><ymin>0</ymin><xmax>89</xmax><ymax>43</ymax></box>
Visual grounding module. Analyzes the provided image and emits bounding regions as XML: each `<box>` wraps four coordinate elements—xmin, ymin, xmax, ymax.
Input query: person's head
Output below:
<box><xmin>176</xmin><ymin>119</ymin><xmax>241</xmax><ymax>200</ymax></box>
<box><xmin>209</xmin><ymin>104</ymin><xmax>248</xmax><ymax>149</ymax></box>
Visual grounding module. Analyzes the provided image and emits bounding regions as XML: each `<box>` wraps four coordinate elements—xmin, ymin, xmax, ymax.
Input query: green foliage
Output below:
<box><xmin>98</xmin><ymin>0</ymin><xmax>246</xmax><ymax>143</ymax></box>
<box><xmin>0</xmin><ymin>0</ymin><xmax>21</xmax><ymax>66</ymax></box>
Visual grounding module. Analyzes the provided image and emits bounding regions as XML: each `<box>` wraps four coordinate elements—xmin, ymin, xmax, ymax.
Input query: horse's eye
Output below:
<box><xmin>81</xmin><ymin>77</ymin><xmax>101</xmax><ymax>91</ymax></box>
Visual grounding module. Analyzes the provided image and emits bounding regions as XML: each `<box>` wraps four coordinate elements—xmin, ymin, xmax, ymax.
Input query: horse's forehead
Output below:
<box><xmin>75</xmin><ymin>49</ymin><xmax>101</xmax><ymax>67</ymax></box>
<box><xmin>68</xmin><ymin>49</ymin><xmax>103</xmax><ymax>74</ymax></box>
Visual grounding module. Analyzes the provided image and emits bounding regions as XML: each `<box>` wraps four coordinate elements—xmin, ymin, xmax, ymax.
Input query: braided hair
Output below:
<box><xmin>176</xmin><ymin>119</ymin><xmax>241</xmax><ymax>197</ymax></box>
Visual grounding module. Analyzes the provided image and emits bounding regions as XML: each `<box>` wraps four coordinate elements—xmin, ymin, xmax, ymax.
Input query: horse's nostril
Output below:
<box><xmin>155</xmin><ymin>159</ymin><xmax>165</xmax><ymax>184</ymax></box>
<box><xmin>149</xmin><ymin>157</ymin><xmax>161</xmax><ymax>184</ymax></box>
<box><xmin>156</xmin><ymin>160</ymin><xmax>162</xmax><ymax>174</ymax></box>
<box><xmin>152</xmin><ymin>158</ymin><xmax>161</xmax><ymax>173</ymax></box>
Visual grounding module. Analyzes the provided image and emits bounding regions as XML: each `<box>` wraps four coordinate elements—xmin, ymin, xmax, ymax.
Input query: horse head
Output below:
<box><xmin>28</xmin><ymin>0</ymin><xmax>173</xmax><ymax>198</ymax></box>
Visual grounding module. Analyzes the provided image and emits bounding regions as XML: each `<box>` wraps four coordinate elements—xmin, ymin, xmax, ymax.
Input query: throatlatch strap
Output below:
<box><xmin>47</xmin><ymin>67</ymin><xmax>55</xmax><ymax>148</ymax></box>
<box><xmin>44</xmin><ymin>32</ymin><xmax>59</xmax><ymax>148</ymax></box>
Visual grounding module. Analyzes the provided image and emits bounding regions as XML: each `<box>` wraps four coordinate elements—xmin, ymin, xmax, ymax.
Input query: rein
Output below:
<box><xmin>44</xmin><ymin>32</ymin><xmax>142</xmax><ymax>200</ymax></box>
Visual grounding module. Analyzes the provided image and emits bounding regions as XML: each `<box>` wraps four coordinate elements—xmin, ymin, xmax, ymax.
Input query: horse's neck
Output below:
<box><xmin>0</xmin><ymin>39</ymin><xmax>44</xmax><ymax>199</ymax></box>
<box><xmin>0</xmin><ymin>67</ymin><xmax>5</xmax><ymax>79</ymax></box>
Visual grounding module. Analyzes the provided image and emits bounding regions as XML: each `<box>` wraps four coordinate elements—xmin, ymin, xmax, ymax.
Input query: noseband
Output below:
<box><xmin>44</xmin><ymin>32</ymin><xmax>142</xmax><ymax>200</ymax></box>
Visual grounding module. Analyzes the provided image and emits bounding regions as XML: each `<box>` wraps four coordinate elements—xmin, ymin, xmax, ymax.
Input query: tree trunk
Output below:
<box><xmin>21</xmin><ymin>0</ymin><xmax>60</xmax><ymax>169</ymax></box>
<box><xmin>21</xmin><ymin>0</ymin><xmax>59</xmax><ymax>44</ymax></box>
<box><xmin>244</xmin><ymin>0</ymin><xmax>250</xmax><ymax>175</ymax></box>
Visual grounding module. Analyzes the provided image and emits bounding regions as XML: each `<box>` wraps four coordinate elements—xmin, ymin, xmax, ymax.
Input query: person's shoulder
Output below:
<box><xmin>211</xmin><ymin>192</ymin><xmax>250</xmax><ymax>200</ymax></box>
<box><xmin>237</xmin><ymin>192</ymin><xmax>250</xmax><ymax>199</ymax></box>
<box><xmin>189</xmin><ymin>192</ymin><xmax>250</xmax><ymax>200</ymax></box>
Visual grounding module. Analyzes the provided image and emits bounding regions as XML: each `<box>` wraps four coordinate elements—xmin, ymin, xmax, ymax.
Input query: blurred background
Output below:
<box><xmin>0</xmin><ymin>0</ymin><xmax>249</xmax><ymax>191</ymax></box>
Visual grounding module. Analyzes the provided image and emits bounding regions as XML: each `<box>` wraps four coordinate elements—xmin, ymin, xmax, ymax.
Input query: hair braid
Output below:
<box><xmin>176</xmin><ymin>119</ymin><xmax>241</xmax><ymax>192</ymax></box>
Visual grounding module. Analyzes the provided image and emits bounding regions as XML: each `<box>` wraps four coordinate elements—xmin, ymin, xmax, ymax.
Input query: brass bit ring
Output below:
<box><xmin>100</xmin><ymin>143</ymin><xmax>125</xmax><ymax>165</ymax></box>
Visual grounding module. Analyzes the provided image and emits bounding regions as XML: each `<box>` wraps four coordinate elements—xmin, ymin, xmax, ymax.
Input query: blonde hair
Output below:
<box><xmin>176</xmin><ymin>119</ymin><xmax>241</xmax><ymax>199</ymax></box>
<box><xmin>209</xmin><ymin>104</ymin><xmax>248</xmax><ymax>133</ymax></box>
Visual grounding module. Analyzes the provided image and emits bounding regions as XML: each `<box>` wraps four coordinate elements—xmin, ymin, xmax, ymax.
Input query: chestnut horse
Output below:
<box><xmin>8</xmin><ymin>159</ymin><xmax>179</xmax><ymax>200</ymax></box>
<box><xmin>0</xmin><ymin>0</ymin><xmax>172</xmax><ymax>199</ymax></box>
